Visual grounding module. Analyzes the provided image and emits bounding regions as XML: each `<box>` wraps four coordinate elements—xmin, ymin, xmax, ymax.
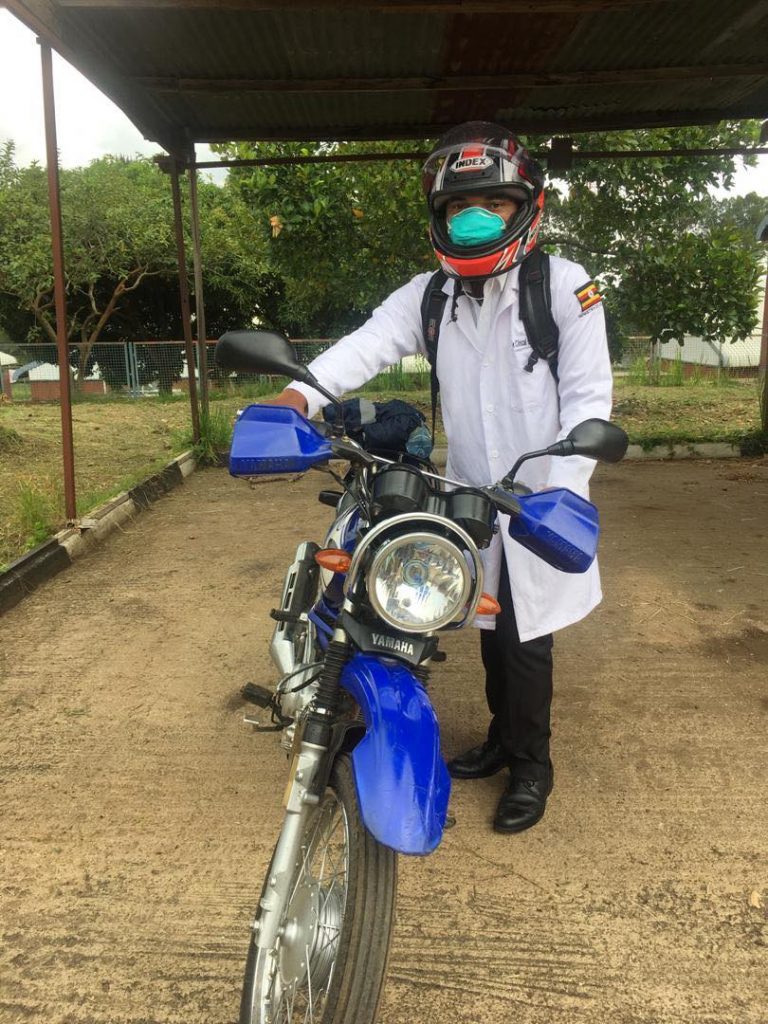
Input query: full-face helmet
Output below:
<box><xmin>422</xmin><ymin>121</ymin><xmax>545</xmax><ymax>280</ymax></box>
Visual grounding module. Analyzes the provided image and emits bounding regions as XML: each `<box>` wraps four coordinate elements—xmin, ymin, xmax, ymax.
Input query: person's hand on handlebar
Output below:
<box><xmin>259</xmin><ymin>388</ymin><xmax>308</xmax><ymax>416</ymax></box>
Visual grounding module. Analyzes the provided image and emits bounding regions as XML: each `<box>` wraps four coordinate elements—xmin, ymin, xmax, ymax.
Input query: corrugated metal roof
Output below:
<box><xmin>5</xmin><ymin>1</ymin><xmax>768</xmax><ymax>155</ymax></box>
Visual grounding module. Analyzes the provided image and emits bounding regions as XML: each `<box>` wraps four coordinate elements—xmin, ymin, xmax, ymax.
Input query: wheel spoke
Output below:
<box><xmin>286</xmin><ymin>841</ymin><xmax>310</xmax><ymax>908</ymax></box>
<box><xmin>305</xmin><ymin>943</ymin><xmax>315</xmax><ymax>1022</ymax></box>
<box><xmin>248</xmin><ymin>780</ymin><xmax>354</xmax><ymax>1024</ymax></box>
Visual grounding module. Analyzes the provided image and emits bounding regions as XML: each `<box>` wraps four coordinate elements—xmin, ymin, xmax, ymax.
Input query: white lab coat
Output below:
<box><xmin>292</xmin><ymin>255</ymin><xmax>613</xmax><ymax>641</ymax></box>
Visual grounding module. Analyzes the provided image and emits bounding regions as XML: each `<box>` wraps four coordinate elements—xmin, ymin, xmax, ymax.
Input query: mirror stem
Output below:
<box><xmin>301</xmin><ymin>370</ymin><xmax>346</xmax><ymax>436</ymax></box>
<box><xmin>501</xmin><ymin>448</ymin><xmax>550</xmax><ymax>489</ymax></box>
<box><xmin>501</xmin><ymin>437</ymin><xmax>579</xmax><ymax>488</ymax></box>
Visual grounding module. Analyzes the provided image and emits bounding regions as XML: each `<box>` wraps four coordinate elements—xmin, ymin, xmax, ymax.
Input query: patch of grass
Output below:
<box><xmin>0</xmin><ymin>422</ymin><xmax>23</xmax><ymax>453</ymax></box>
<box><xmin>13</xmin><ymin>475</ymin><xmax>63</xmax><ymax>553</ymax></box>
<box><xmin>623</xmin><ymin>354</ymin><xmax>749</xmax><ymax>391</ymax></box>
<box><xmin>611</xmin><ymin>376</ymin><xmax>761</xmax><ymax>446</ymax></box>
<box><xmin>360</xmin><ymin>365</ymin><xmax>430</xmax><ymax>392</ymax></box>
<box><xmin>666</xmin><ymin>353</ymin><xmax>685</xmax><ymax>388</ymax></box>
<box><xmin>208</xmin><ymin>375</ymin><xmax>291</xmax><ymax>400</ymax></box>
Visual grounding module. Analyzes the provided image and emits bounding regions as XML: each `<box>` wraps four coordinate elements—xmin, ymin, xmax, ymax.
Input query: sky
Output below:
<box><xmin>1</xmin><ymin>7</ymin><xmax>767</xmax><ymax>198</ymax></box>
<box><xmin>0</xmin><ymin>10</ymin><xmax>224</xmax><ymax>175</ymax></box>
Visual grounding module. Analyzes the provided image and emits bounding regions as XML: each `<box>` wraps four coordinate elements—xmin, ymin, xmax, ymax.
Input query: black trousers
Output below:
<box><xmin>480</xmin><ymin>559</ymin><xmax>554</xmax><ymax>782</ymax></box>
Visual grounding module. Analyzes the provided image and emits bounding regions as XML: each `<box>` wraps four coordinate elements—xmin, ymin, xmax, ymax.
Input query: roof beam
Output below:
<box><xmin>57</xmin><ymin>0</ymin><xmax>671</xmax><ymax>12</ymax></box>
<box><xmin>187</xmin><ymin>109</ymin><xmax>758</xmax><ymax>142</ymax></box>
<box><xmin>134</xmin><ymin>65</ymin><xmax>768</xmax><ymax>94</ymax></box>
<box><xmin>189</xmin><ymin>145</ymin><xmax>768</xmax><ymax>170</ymax></box>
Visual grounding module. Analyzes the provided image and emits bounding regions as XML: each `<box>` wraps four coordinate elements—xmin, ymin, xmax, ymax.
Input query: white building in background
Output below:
<box><xmin>12</xmin><ymin>361</ymin><xmax>107</xmax><ymax>400</ymax></box>
<box><xmin>27</xmin><ymin>362</ymin><xmax>102</xmax><ymax>382</ymax></box>
<box><xmin>1</xmin><ymin>350</ymin><xmax>18</xmax><ymax>398</ymax></box>
<box><xmin>657</xmin><ymin>276</ymin><xmax>765</xmax><ymax>371</ymax></box>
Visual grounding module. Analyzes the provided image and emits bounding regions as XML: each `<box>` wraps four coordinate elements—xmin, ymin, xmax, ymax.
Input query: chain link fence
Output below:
<box><xmin>0</xmin><ymin>338</ymin><xmax>431</xmax><ymax>568</ymax></box>
<box><xmin>1</xmin><ymin>340</ymin><xmax>336</xmax><ymax>402</ymax></box>
<box><xmin>0</xmin><ymin>339</ymin><xmax>337</xmax><ymax>567</ymax></box>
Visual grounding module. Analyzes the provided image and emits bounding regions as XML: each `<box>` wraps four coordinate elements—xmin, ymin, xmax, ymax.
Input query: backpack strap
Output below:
<box><xmin>518</xmin><ymin>247</ymin><xmax>560</xmax><ymax>381</ymax></box>
<box><xmin>420</xmin><ymin>268</ymin><xmax>449</xmax><ymax>441</ymax></box>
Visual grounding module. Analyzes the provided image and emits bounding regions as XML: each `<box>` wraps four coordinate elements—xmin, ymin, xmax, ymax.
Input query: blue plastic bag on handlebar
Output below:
<box><xmin>507</xmin><ymin>488</ymin><xmax>599</xmax><ymax>573</ymax></box>
<box><xmin>229</xmin><ymin>404</ymin><xmax>332</xmax><ymax>476</ymax></box>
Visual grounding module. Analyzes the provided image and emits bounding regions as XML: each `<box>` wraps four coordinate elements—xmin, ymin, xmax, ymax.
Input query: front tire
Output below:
<box><xmin>240</xmin><ymin>754</ymin><xmax>397</xmax><ymax>1024</ymax></box>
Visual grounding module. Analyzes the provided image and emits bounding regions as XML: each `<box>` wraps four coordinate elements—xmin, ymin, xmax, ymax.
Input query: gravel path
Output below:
<box><xmin>1</xmin><ymin>458</ymin><xmax>766</xmax><ymax>1024</ymax></box>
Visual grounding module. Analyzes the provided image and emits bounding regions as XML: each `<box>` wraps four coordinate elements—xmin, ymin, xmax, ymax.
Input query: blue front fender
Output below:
<box><xmin>340</xmin><ymin>654</ymin><xmax>450</xmax><ymax>855</ymax></box>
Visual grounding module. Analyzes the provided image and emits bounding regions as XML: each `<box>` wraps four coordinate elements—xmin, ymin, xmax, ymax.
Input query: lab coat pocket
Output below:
<box><xmin>508</xmin><ymin>345</ymin><xmax>552</xmax><ymax>410</ymax></box>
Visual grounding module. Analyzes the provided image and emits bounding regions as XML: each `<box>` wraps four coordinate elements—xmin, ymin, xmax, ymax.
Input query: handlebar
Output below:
<box><xmin>328</xmin><ymin>435</ymin><xmax>521</xmax><ymax>518</ymax></box>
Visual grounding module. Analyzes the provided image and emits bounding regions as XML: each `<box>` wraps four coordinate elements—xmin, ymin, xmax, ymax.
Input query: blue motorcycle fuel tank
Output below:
<box><xmin>229</xmin><ymin>405</ymin><xmax>332</xmax><ymax>476</ymax></box>
<box><xmin>340</xmin><ymin>654</ymin><xmax>450</xmax><ymax>856</ymax></box>
<box><xmin>508</xmin><ymin>488</ymin><xmax>599</xmax><ymax>573</ymax></box>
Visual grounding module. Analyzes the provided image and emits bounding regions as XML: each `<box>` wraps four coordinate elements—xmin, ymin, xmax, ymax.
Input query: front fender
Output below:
<box><xmin>340</xmin><ymin>653</ymin><xmax>450</xmax><ymax>855</ymax></box>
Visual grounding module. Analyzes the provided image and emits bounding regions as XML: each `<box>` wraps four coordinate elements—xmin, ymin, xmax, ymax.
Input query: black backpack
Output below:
<box><xmin>420</xmin><ymin>246</ymin><xmax>560</xmax><ymax>439</ymax></box>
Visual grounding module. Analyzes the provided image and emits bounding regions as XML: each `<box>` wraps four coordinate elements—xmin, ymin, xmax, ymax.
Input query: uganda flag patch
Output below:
<box><xmin>574</xmin><ymin>280</ymin><xmax>603</xmax><ymax>313</ymax></box>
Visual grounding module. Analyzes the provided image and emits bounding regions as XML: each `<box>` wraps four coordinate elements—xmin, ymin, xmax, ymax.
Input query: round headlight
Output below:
<box><xmin>367</xmin><ymin>532</ymin><xmax>472</xmax><ymax>633</ymax></box>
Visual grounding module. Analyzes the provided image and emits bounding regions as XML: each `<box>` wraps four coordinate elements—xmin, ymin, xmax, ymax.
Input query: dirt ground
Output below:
<box><xmin>1</xmin><ymin>457</ymin><xmax>767</xmax><ymax>1024</ymax></box>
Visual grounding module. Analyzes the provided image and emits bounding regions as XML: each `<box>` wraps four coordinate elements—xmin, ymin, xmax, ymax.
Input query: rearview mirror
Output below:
<box><xmin>500</xmin><ymin>417</ymin><xmax>628</xmax><ymax>488</ymax></box>
<box><xmin>215</xmin><ymin>329</ymin><xmax>309</xmax><ymax>380</ymax></box>
<box><xmin>215</xmin><ymin>329</ymin><xmax>342</xmax><ymax>419</ymax></box>
<box><xmin>551</xmin><ymin>419</ymin><xmax>628</xmax><ymax>463</ymax></box>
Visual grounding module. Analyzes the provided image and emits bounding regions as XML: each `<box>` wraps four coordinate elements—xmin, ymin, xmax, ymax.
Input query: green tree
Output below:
<box><xmin>0</xmin><ymin>152</ymin><xmax>179</xmax><ymax>381</ymax></box>
<box><xmin>216</xmin><ymin>141</ymin><xmax>433</xmax><ymax>336</ymax></box>
<box><xmin>0</xmin><ymin>146</ymin><xmax>268</xmax><ymax>389</ymax></box>
<box><xmin>218</xmin><ymin>125</ymin><xmax>765</xmax><ymax>353</ymax></box>
<box><xmin>540</xmin><ymin>122</ymin><xmax>764</xmax><ymax>353</ymax></box>
<box><xmin>699</xmin><ymin>191</ymin><xmax>767</xmax><ymax>248</ymax></box>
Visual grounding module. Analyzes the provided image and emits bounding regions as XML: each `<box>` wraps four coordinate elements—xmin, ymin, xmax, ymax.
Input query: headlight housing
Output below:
<box><xmin>367</xmin><ymin>532</ymin><xmax>472</xmax><ymax>633</ymax></box>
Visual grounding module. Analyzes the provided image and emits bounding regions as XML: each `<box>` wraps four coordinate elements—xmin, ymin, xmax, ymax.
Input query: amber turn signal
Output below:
<box><xmin>315</xmin><ymin>548</ymin><xmax>352</xmax><ymax>573</ymax></box>
<box><xmin>476</xmin><ymin>593</ymin><xmax>501</xmax><ymax>616</ymax></box>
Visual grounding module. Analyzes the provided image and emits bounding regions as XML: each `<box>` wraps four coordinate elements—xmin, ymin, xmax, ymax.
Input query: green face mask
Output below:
<box><xmin>447</xmin><ymin>206</ymin><xmax>507</xmax><ymax>247</ymax></box>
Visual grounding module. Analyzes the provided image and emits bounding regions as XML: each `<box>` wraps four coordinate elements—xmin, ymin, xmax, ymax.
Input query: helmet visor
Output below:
<box><xmin>422</xmin><ymin>143</ymin><xmax>532</xmax><ymax>211</ymax></box>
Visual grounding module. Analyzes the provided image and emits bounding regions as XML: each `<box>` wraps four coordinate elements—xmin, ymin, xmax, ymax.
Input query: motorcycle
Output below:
<box><xmin>214</xmin><ymin>329</ymin><xmax>628</xmax><ymax>1024</ymax></box>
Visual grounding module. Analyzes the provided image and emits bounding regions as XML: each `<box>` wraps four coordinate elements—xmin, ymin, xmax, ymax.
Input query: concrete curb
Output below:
<box><xmin>429</xmin><ymin>441</ymin><xmax>744</xmax><ymax>467</ymax></box>
<box><xmin>624</xmin><ymin>441</ymin><xmax>742</xmax><ymax>460</ymax></box>
<box><xmin>0</xmin><ymin>450</ymin><xmax>198</xmax><ymax>616</ymax></box>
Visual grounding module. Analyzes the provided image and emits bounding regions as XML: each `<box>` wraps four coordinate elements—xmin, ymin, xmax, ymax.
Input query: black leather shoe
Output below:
<box><xmin>493</xmin><ymin>774</ymin><xmax>554</xmax><ymax>834</ymax></box>
<box><xmin>447</xmin><ymin>741</ymin><xmax>507</xmax><ymax>780</ymax></box>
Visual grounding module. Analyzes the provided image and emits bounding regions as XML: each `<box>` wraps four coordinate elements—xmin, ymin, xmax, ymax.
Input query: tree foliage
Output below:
<box><xmin>539</xmin><ymin>122</ymin><xmax>764</xmax><ymax>350</ymax></box>
<box><xmin>0</xmin><ymin>144</ymin><xmax>266</xmax><ymax>386</ymax></box>
<box><xmin>215</xmin><ymin>141</ymin><xmax>434</xmax><ymax>336</ymax></box>
<box><xmin>218</xmin><ymin>124</ymin><xmax>765</xmax><ymax>352</ymax></box>
<box><xmin>1</xmin><ymin>121</ymin><xmax>763</xmax><ymax>387</ymax></box>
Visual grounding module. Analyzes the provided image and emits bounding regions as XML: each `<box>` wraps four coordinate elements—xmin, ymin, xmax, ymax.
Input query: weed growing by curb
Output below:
<box><xmin>190</xmin><ymin>406</ymin><xmax>234</xmax><ymax>465</ymax></box>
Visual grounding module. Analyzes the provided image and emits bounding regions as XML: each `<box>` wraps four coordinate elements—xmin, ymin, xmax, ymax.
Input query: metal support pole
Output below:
<box><xmin>169</xmin><ymin>159</ymin><xmax>201</xmax><ymax>443</ymax></box>
<box><xmin>187</xmin><ymin>150</ymin><xmax>209</xmax><ymax>422</ymax></box>
<box><xmin>759</xmin><ymin>265</ymin><xmax>768</xmax><ymax>433</ymax></box>
<box><xmin>133</xmin><ymin>343</ymin><xmax>141</xmax><ymax>396</ymax></box>
<box><xmin>129</xmin><ymin>341</ymin><xmax>140</xmax><ymax>396</ymax></box>
<box><xmin>123</xmin><ymin>341</ymin><xmax>132</xmax><ymax>395</ymax></box>
<box><xmin>39</xmin><ymin>40</ymin><xmax>77</xmax><ymax>522</ymax></box>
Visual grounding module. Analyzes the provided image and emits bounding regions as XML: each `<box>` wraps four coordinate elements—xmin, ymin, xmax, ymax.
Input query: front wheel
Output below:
<box><xmin>240</xmin><ymin>754</ymin><xmax>397</xmax><ymax>1024</ymax></box>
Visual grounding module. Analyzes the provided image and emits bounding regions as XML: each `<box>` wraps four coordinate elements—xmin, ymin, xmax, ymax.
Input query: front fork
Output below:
<box><xmin>254</xmin><ymin>627</ymin><xmax>350</xmax><ymax>952</ymax></box>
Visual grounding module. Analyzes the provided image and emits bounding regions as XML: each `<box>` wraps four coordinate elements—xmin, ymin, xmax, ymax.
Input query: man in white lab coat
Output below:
<box><xmin>271</xmin><ymin>122</ymin><xmax>613</xmax><ymax>832</ymax></box>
